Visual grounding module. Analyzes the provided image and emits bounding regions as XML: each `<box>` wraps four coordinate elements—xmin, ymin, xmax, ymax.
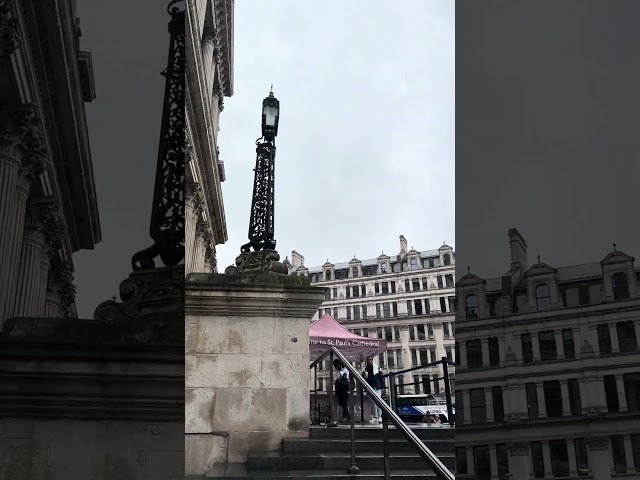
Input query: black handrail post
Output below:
<box><xmin>313</xmin><ymin>363</ymin><xmax>318</xmax><ymax>425</ymax></box>
<box><xmin>347</xmin><ymin>389</ymin><xmax>360</xmax><ymax>474</ymax></box>
<box><xmin>359</xmin><ymin>384</ymin><xmax>365</xmax><ymax>424</ymax></box>
<box><xmin>328</xmin><ymin>351</ymin><xmax>336</xmax><ymax>427</ymax></box>
<box><xmin>382</xmin><ymin>409</ymin><xmax>390</xmax><ymax>480</ymax></box>
<box><xmin>442</xmin><ymin>357</ymin><xmax>454</xmax><ymax>427</ymax></box>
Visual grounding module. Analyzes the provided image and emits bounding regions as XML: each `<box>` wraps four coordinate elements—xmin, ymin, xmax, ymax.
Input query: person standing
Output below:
<box><xmin>333</xmin><ymin>359</ymin><xmax>351</xmax><ymax>422</ymax></box>
<box><xmin>363</xmin><ymin>355</ymin><xmax>384</xmax><ymax>423</ymax></box>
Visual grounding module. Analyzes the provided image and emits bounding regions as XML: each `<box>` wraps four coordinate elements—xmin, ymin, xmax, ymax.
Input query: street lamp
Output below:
<box><xmin>238</xmin><ymin>87</ymin><xmax>280</xmax><ymax>255</ymax></box>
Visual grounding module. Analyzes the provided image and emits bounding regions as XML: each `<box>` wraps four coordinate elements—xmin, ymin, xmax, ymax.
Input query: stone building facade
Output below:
<box><xmin>455</xmin><ymin>228</ymin><xmax>640</xmax><ymax>480</ymax></box>
<box><xmin>289</xmin><ymin>235</ymin><xmax>456</xmax><ymax>395</ymax></box>
<box><xmin>185</xmin><ymin>0</ymin><xmax>233</xmax><ymax>275</ymax></box>
<box><xmin>0</xmin><ymin>0</ymin><xmax>100</xmax><ymax>327</ymax></box>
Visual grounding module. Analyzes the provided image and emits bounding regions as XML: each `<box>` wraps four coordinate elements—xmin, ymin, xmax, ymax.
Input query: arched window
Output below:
<box><xmin>443</xmin><ymin>254</ymin><xmax>451</xmax><ymax>266</ymax></box>
<box><xmin>325</xmin><ymin>270</ymin><xmax>331</xmax><ymax>281</ymax></box>
<box><xmin>352</xmin><ymin>266</ymin><xmax>358</xmax><ymax>278</ymax></box>
<box><xmin>612</xmin><ymin>272</ymin><xmax>630</xmax><ymax>301</ymax></box>
<box><xmin>465</xmin><ymin>294</ymin><xmax>479</xmax><ymax>320</ymax></box>
<box><xmin>536</xmin><ymin>284</ymin><xmax>552</xmax><ymax>311</ymax></box>
<box><xmin>410</xmin><ymin>258</ymin><xmax>418</xmax><ymax>270</ymax></box>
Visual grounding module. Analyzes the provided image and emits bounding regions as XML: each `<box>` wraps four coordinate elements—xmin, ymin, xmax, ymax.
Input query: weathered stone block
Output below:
<box><xmin>185</xmin><ymin>434</ymin><xmax>228</xmax><ymax>476</ymax></box>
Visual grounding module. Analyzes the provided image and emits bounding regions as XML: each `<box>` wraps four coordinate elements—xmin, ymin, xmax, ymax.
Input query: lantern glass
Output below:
<box><xmin>263</xmin><ymin>104</ymin><xmax>278</xmax><ymax>128</ymax></box>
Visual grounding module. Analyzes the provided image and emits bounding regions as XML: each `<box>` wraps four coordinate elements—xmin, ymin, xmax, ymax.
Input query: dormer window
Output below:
<box><xmin>381</xmin><ymin>263</ymin><xmax>388</xmax><ymax>273</ymax></box>
<box><xmin>536</xmin><ymin>284</ymin><xmax>552</xmax><ymax>311</ymax></box>
<box><xmin>352</xmin><ymin>266</ymin><xmax>358</xmax><ymax>278</ymax></box>
<box><xmin>465</xmin><ymin>294</ymin><xmax>479</xmax><ymax>320</ymax></box>
<box><xmin>443</xmin><ymin>254</ymin><xmax>451</xmax><ymax>266</ymax></box>
<box><xmin>612</xmin><ymin>273</ymin><xmax>630</xmax><ymax>301</ymax></box>
<box><xmin>325</xmin><ymin>270</ymin><xmax>332</xmax><ymax>281</ymax></box>
<box><xmin>410</xmin><ymin>258</ymin><xmax>418</xmax><ymax>270</ymax></box>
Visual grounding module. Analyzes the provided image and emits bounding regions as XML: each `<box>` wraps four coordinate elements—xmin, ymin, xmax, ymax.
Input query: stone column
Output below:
<box><xmin>489</xmin><ymin>444</ymin><xmax>499</xmax><ymax>480</ymax></box>
<box><xmin>192</xmin><ymin>220</ymin><xmax>208</xmax><ymax>273</ymax></box>
<box><xmin>507</xmin><ymin>442</ymin><xmax>530</xmax><ymax>480</ymax></box>
<box><xmin>623</xmin><ymin>435</ymin><xmax>636</xmax><ymax>473</ymax></box>
<box><xmin>532</xmin><ymin>332</ymin><xmax>541</xmax><ymax>362</ymax></box>
<box><xmin>481</xmin><ymin>339</ymin><xmax>490</xmax><ymax>367</ymax></box>
<box><xmin>537</xmin><ymin>383</ymin><xmax>547</xmax><ymax>418</ymax></box>
<box><xmin>466</xmin><ymin>447</ymin><xmax>475</xmax><ymax>477</ymax></box>
<box><xmin>459</xmin><ymin>340</ymin><xmax>468</xmax><ymax>368</ymax></box>
<box><xmin>0</xmin><ymin>105</ymin><xmax>47</xmax><ymax>326</ymax></box>
<box><xmin>609</xmin><ymin>324</ymin><xmax>620</xmax><ymax>353</ymax></box>
<box><xmin>567</xmin><ymin>439</ymin><xmax>578</xmax><ymax>477</ymax></box>
<box><xmin>399</xmin><ymin>325</ymin><xmax>411</xmax><ymax>387</ymax></box>
<box><xmin>13</xmin><ymin>197</ymin><xmax>61</xmax><ymax>318</ymax></box>
<box><xmin>485</xmin><ymin>388</ymin><xmax>494</xmax><ymax>423</ymax></box>
<box><xmin>560</xmin><ymin>380</ymin><xmax>571</xmax><ymax>416</ymax></box>
<box><xmin>462</xmin><ymin>390</ymin><xmax>471</xmax><ymax>424</ymax></box>
<box><xmin>185</xmin><ymin>183</ymin><xmax>202</xmax><ymax>275</ymax></box>
<box><xmin>185</xmin><ymin>269</ymin><xmax>325</xmax><ymax>476</ymax></box>
<box><xmin>555</xmin><ymin>330</ymin><xmax>565</xmax><ymax>359</ymax></box>
<box><xmin>616</xmin><ymin>375</ymin><xmax>628</xmax><ymax>412</ymax></box>
<box><xmin>587</xmin><ymin>437</ymin><xmax>612</xmax><ymax>480</ymax></box>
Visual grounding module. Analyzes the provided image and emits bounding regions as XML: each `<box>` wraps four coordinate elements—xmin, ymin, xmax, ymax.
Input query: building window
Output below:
<box><xmin>346</xmin><ymin>306</ymin><xmax>351</xmax><ymax>321</ymax></box>
<box><xmin>465</xmin><ymin>294</ymin><xmax>479</xmax><ymax>319</ymax></box>
<box><xmin>410</xmin><ymin>258</ymin><xmax>418</xmax><ymax>270</ymax></box>
<box><xmin>325</xmin><ymin>270</ymin><xmax>331</xmax><ymax>281</ymax></box>
<box><xmin>470</xmin><ymin>388</ymin><xmax>486</xmax><ymax>424</ymax></box>
<box><xmin>427</xmin><ymin>323</ymin><xmax>433</xmax><ymax>338</ymax></box>
<box><xmin>631</xmin><ymin>435</ymin><xmax>640</xmax><ymax>474</ymax></box>
<box><xmin>414</xmin><ymin>299</ymin><xmax>423</xmax><ymax>315</ymax></box>
<box><xmin>354</xmin><ymin>305</ymin><xmax>361</xmax><ymax>320</ymax></box>
<box><xmin>488</xmin><ymin>337</ymin><xmax>500</xmax><ymax>366</ymax></box>
<box><xmin>588</xmin><ymin>284</ymin><xmax>602</xmax><ymax>304</ymax></box>
<box><xmin>448</xmin><ymin>296</ymin><xmax>456</xmax><ymax>312</ymax></box>
<box><xmin>617</xmin><ymin>320</ymin><xmax>638</xmax><ymax>352</ymax></box>
<box><xmin>375</xmin><ymin>283</ymin><xmax>380</xmax><ymax>294</ymax></box>
<box><xmin>563</xmin><ymin>328</ymin><xmax>575</xmax><ymax>359</ymax></box>
<box><xmin>544</xmin><ymin>381</ymin><xmax>563</xmax><ymax>417</ymax></box>
<box><xmin>411</xmin><ymin>349</ymin><xmax>418</xmax><ymax>367</ymax></box>
<box><xmin>439</xmin><ymin>297</ymin><xmax>447</xmax><ymax>312</ymax></box>
<box><xmin>492</xmin><ymin>386</ymin><xmax>504</xmax><ymax>422</ymax></box>
<box><xmin>378</xmin><ymin>353</ymin><xmax>385</xmax><ymax>368</ymax></box>
<box><xmin>564</xmin><ymin>287</ymin><xmax>580</xmax><ymax>307</ymax></box>
<box><xmin>467</xmin><ymin>340</ymin><xmax>482</xmax><ymax>369</ymax></box>
<box><xmin>456</xmin><ymin>448</ymin><xmax>468</xmax><ymax>475</ymax></box>
<box><xmin>455</xmin><ymin>343</ymin><xmax>460</xmax><ymax>364</ymax></box>
<box><xmin>597</xmin><ymin>324</ymin><xmax>612</xmax><ymax>355</ymax></box>
<box><xmin>549</xmin><ymin>440</ymin><xmax>570</xmax><ymax>478</ymax></box>
<box><xmin>383</xmin><ymin>302</ymin><xmax>391</xmax><ymax>318</ymax></box>
<box><xmin>394</xmin><ymin>326</ymin><xmax>400</xmax><ymax>341</ymax></box>
<box><xmin>424</xmin><ymin>299</ymin><xmax>431</xmax><ymax>314</ymax></box>
<box><xmin>409</xmin><ymin>325</ymin><xmax>415</xmax><ymax>341</ymax></box>
<box><xmin>361</xmin><ymin>284</ymin><xmax>366</xmax><ymax>296</ymax></box>
<box><xmin>443</xmin><ymin>254</ymin><xmax>451</xmax><ymax>266</ymax></box>
<box><xmin>380</xmin><ymin>262</ymin><xmax>387</xmax><ymax>273</ymax></box>
<box><xmin>474</xmin><ymin>446</ymin><xmax>491</xmax><ymax>480</ymax></box>
<box><xmin>437</xmin><ymin>275</ymin><xmax>444</xmax><ymax>289</ymax></box>
<box><xmin>352</xmin><ymin>285</ymin><xmax>359</xmax><ymax>298</ymax></box>
<box><xmin>381</xmin><ymin>281</ymin><xmax>389</xmax><ymax>294</ymax></box>
<box><xmin>515</xmin><ymin>293</ymin><xmax>527</xmax><ymax>313</ymax></box>
<box><xmin>536</xmin><ymin>284</ymin><xmax>552</xmax><ymax>311</ymax></box>
<box><xmin>604</xmin><ymin>375</ymin><xmax>619</xmax><ymax>412</ymax></box>
<box><xmin>522</xmin><ymin>333</ymin><xmax>534</xmax><ymax>363</ymax></box>
<box><xmin>391</xmin><ymin>281</ymin><xmax>396</xmax><ymax>293</ymax></box>
<box><xmin>497</xmin><ymin>444</ymin><xmax>509</xmax><ymax>479</ymax></box>
<box><xmin>346</xmin><ymin>287</ymin><xmax>351</xmax><ymax>299</ymax></box>
<box><xmin>531</xmin><ymin>441</ymin><xmax>544</xmax><ymax>478</ymax></box>
<box><xmin>406</xmin><ymin>300</ymin><xmax>412</xmax><ymax>316</ymax></box>
<box><xmin>387</xmin><ymin>350</ymin><xmax>395</xmax><ymax>368</ymax></box>
<box><xmin>412</xmin><ymin>278</ymin><xmax>420</xmax><ymax>291</ymax></box>
<box><xmin>574</xmin><ymin>439</ymin><xmax>589</xmax><ymax>475</ymax></box>
<box><xmin>417</xmin><ymin>324</ymin><xmax>426</xmax><ymax>340</ymax></box>
<box><xmin>385</xmin><ymin>327</ymin><xmax>393</xmax><ymax>342</ymax></box>
<box><xmin>526</xmin><ymin>383</ymin><xmax>538</xmax><ymax>419</ymax></box>
<box><xmin>429</xmin><ymin>347</ymin><xmax>437</xmax><ymax>363</ymax></box>
<box><xmin>396</xmin><ymin>348</ymin><xmax>403</xmax><ymax>368</ymax></box>
<box><xmin>612</xmin><ymin>272</ymin><xmax>630</xmax><ymax>301</ymax></box>
<box><xmin>362</xmin><ymin>305</ymin><xmax>367</xmax><ymax>319</ymax></box>
<box><xmin>443</xmin><ymin>322</ymin><xmax>450</xmax><ymax>338</ymax></box>
<box><xmin>422</xmin><ymin>375</ymin><xmax>431</xmax><ymax>394</ymax></box>
<box><xmin>446</xmin><ymin>346</ymin><xmax>453</xmax><ymax>362</ymax></box>
<box><xmin>611</xmin><ymin>435</ymin><xmax>627</xmax><ymax>474</ymax></box>
<box><xmin>405</xmin><ymin>280</ymin><xmax>410</xmax><ymax>292</ymax></box>
<box><xmin>624</xmin><ymin>373</ymin><xmax>640</xmax><ymax>412</ymax></box>
<box><xmin>324</xmin><ymin>289</ymin><xmax>331</xmax><ymax>301</ymax></box>
<box><xmin>333</xmin><ymin>307</ymin><xmax>338</xmax><ymax>318</ymax></box>
<box><xmin>539</xmin><ymin>330</ymin><xmax>557</xmax><ymax>361</ymax></box>
<box><xmin>377</xmin><ymin>327</ymin><xmax>383</xmax><ymax>339</ymax></box>
<box><xmin>392</xmin><ymin>302</ymin><xmax>398</xmax><ymax>317</ymax></box>
<box><xmin>376</xmin><ymin>303</ymin><xmax>381</xmax><ymax>319</ymax></box>
<box><xmin>568</xmin><ymin>379</ymin><xmax>582</xmax><ymax>416</ymax></box>
<box><xmin>445</xmin><ymin>274</ymin><xmax>454</xmax><ymax>288</ymax></box>
<box><xmin>352</xmin><ymin>266</ymin><xmax>358</xmax><ymax>278</ymax></box>
<box><xmin>419</xmin><ymin>348</ymin><xmax>429</xmax><ymax>365</ymax></box>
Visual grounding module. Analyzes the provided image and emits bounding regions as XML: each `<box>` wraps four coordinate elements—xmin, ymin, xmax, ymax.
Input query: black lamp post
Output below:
<box><xmin>240</xmin><ymin>86</ymin><xmax>280</xmax><ymax>254</ymax></box>
<box><xmin>131</xmin><ymin>0</ymin><xmax>185</xmax><ymax>271</ymax></box>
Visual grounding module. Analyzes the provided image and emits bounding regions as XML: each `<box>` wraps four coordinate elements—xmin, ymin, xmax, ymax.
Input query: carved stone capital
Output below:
<box><xmin>587</xmin><ymin>437</ymin><xmax>609</xmax><ymax>450</ymax></box>
<box><xmin>0</xmin><ymin>104</ymin><xmax>46</xmax><ymax>165</ymax></box>
<box><xmin>23</xmin><ymin>196</ymin><xmax>62</xmax><ymax>245</ymax></box>
<box><xmin>225</xmin><ymin>249</ymin><xmax>289</xmax><ymax>276</ymax></box>
<box><xmin>195</xmin><ymin>220</ymin><xmax>212</xmax><ymax>243</ymax></box>
<box><xmin>47</xmin><ymin>259</ymin><xmax>75</xmax><ymax>312</ymax></box>
<box><xmin>185</xmin><ymin>182</ymin><xmax>202</xmax><ymax>210</ymax></box>
<box><xmin>508</xmin><ymin>441</ymin><xmax>530</xmax><ymax>455</ymax></box>
<box><xmin>0</xmin><ymin>0</ymin><xmax>20</xmax><ymax>63</ymax></box>
<box><xmin>202</xmin><ymin>25</ymin><xmax>216</xmax><ymax>45</ymax></box>
<box><xmin>204</xmin><ymin>244</ymin><xmax>217</xmax><ymax>272</ymax></box>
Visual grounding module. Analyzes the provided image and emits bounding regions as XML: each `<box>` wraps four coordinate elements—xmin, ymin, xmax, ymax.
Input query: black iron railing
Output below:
<box><xmin>310</xmin><ymin>347</ymin><xmax>454</xmax><ymax>480</ymax></box>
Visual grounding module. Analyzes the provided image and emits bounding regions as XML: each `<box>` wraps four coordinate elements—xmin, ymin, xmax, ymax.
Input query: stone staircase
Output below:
<box><xmin>216</xmin><ymin>425</ymin><xmax>455</xmax><ymax>479</ymax></box>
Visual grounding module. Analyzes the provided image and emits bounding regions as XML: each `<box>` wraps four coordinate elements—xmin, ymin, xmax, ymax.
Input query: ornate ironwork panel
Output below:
<box><xmin>132</xmin><ymin>1</ymin><xmax>185</xmax><ymax>270</ymax></box>
<box><xmin>241</xmin><ymin>139</ymin><xmax>276</xmax><ymax>253</ymax></box>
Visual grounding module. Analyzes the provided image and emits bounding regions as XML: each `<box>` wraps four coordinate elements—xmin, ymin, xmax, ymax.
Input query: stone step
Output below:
<box><xmin>246</xmin><ymin>451</ymin><xmax>455</xmax><ymax>472</ymax></box>
<box><xmin>234</xmin><ymin>469</ymin><xmax>439</xmax><ymax>479</ymax></box>
<box><xmin>282</xmin><ymin>438</ymin><xmax>454</xmax><ymax>455</ymax></box>
<box><xmin>308</xmin><ymin>425</ymin><xmax>454</xmax><ymax>441</ymax></box>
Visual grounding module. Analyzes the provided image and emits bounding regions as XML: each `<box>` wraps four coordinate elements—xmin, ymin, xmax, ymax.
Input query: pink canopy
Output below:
<box><xmin>309</xmin><ymin>314</ymin><xmax>387</xmax><ymax>361</ymax></box>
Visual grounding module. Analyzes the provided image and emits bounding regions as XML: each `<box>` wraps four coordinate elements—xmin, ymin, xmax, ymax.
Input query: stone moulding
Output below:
<box><xmin>224</xmin><ymin>249</ymin><xmax>288</xmax><ymax>276</ymax></box>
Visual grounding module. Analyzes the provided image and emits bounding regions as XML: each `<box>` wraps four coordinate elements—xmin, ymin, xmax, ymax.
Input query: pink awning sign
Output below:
<box><xmin>309</xmin><ymin>314</ymin><xmax>387</xmax><ymax>362</ymax></box>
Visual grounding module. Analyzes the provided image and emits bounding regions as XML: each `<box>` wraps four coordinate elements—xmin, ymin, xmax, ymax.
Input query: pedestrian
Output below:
<box><xmin>333</xmin><ymin>359</ymin><xmax>351</xmax><ymax>422</ymax></box>
<box><xmin>362</xmin><ymin>355</ymin><xmax>384</xmax><ymax>423</ymax></box>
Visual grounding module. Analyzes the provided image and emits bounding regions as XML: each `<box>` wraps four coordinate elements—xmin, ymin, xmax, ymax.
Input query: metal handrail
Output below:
<box><xmin>310</xmin><ymin>347</ymin><xmax>454</xmax><ymax>480</ymax></box>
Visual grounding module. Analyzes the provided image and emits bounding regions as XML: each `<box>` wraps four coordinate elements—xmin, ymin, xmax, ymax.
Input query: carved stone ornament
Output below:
<box><xmin>47</xmin><ymin>258</ymin><xmax>76</xmax><ymax>313</ymax></box>
<box><xmin>0</xmin><ymin>104</ymin><xmax>46</xmax><ymax>164</ymax></box>
<box><xmin>508</xmin><ymin>442</ymin><xmax>530</xmax><ymax>455</ymax></box>
<box><xmin>504</xmin><ymin>346</ymin><xmax>517</xmax><ymax>363</ymax></box>
<box><xmin>94</xmin><ymin>265</ymin><xmax>184</xmax><ymax>322</ymax></box>
<box><xmin>185</xmin><ymin>182</ymin><xmax>202</xmax><ymax>210</ymax></box>
<box><xmin>195</xmin><ymin>220</ymin><xmax>212</xmax><ymax>243</ymax></box>
<box><xmin>23</xmin><ymin>196</ymin><xmax>62</xmax><ymax>244</ymax></box>
<box><xmin>0</xmin><ymin>0</ymin><xmax>20</xmax><ymax>63</ymax></box>
<box><xmin>580</xmin><ymin>339</ymin><xmax>594</xmax><ymax>355</ymax></box>
<box><xmin>225</xmin><ymin>249</ymin><xmax>289</xmax><ymax>276</ymax></box>
<box><xmin>205</xmin><ymin>244</ymin><xmax>217</xmax><ymax>272</ymax></box>
<box><xmin>503</xmin><ymin>412</ymin><xmax>527</xmax><ymax>424</ymax></box>
<box><xmin>587</xmin><ymin>437</ymin><xmax>610</xmax><ymax>450</ymax></box>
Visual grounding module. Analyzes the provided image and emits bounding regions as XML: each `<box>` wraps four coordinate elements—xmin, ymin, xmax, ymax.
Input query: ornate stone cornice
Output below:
<box><xmin>587</xmin><ymin>437</ymin><xmax>609</xmax><ymax>450</ymax></box>
<box><xmin>225</xmin><ymin>250</ymin><xmax>289</xmax><ymax>276</ymax></box>
<box><xmin>0</xmin><ymin>0</ymin><xmax>20</xmax><ymax>63</ymax></box>
<box><xmin>212</xmin><ymin>0</ymin><xmax>232</xmax><ymax>96</ymax></box>
<box><xmin>507</xmin><ymin>441</ymin><xmax>529</xmax><ymax>455</ymax></box>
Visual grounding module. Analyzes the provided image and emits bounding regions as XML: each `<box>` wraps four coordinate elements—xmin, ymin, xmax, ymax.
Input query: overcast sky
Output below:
<box><xmin>71</xmin><ymin>0</ymin><xmax>454</xmax><ymax>317</ymax></box>
<box><xmin>455</xmin><ymin>0</ymin><xmax>640</xmax><ymax>280</ymax></box>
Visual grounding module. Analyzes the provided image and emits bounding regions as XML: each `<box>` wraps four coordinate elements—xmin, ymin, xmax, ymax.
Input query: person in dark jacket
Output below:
<box><xmin>333</xmin><ymin>359</ymin><xmax>351</xmax><ymax>422</ymax></box>
<box><xmin>362</xmin><ymin>355</ymin><xmax>384</xmax><ymax>423</ymax></box>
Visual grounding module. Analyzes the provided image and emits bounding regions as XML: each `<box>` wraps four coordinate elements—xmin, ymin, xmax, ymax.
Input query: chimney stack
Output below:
<box><xmin>508</xmin><ymin>228</ymin><xmax>528</xmax><ymax>272</ymax></box>
<box><xmin>399</xmin><ymin>235</ymin><xmax>408</xmax><ymax>254</ymax></box>
<box><xmin>291</xmin><ymin>250</ymin><xmax>305</xmax><ymax>269</ymax></box>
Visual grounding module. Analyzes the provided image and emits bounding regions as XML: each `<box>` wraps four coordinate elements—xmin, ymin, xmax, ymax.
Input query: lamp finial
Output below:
<box><xmin>269</xmin><ymin>84</ymin><xmax>274</xmax><ymax>96</ymax></box>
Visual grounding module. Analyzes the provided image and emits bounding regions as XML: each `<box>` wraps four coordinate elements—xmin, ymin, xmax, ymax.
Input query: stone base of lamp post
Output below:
<box><xmin>224</xmin><ymin>249</ymin><xmax>289</xmax><ymax>276</ymax></box>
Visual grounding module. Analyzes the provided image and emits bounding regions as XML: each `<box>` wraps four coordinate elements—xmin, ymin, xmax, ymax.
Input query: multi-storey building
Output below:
<box><xmin>185</xmin><ymin>0</ymin><xmax>233</xmax><ymax>274</ymax></box>
<box><xmin>0</xmin><ymin>0</ymin><xmax>100</xmax><ymax>326</ymax></box>
<box><xmin>455</xmin><ymin>228</ymin><xmax>640</xmax><ymax>480</ymax></box>
<box><xmin>288</xmin><ymin>235</ymin><xmax>456</xmax><ymax>395</ymax></box>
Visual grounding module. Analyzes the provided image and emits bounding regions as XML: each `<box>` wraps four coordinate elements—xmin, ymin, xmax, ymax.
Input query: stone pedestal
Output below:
<box><xmin>185</xmin><ymin>272</ymin><xmax>324</xmax><ymax>477</ymax></box>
